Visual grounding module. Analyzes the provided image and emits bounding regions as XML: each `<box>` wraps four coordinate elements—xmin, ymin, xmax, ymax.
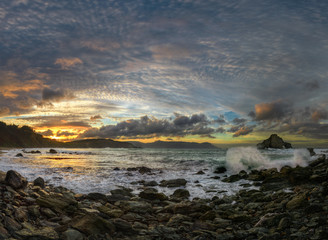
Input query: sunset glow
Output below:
<box><xmin>0</xmin><ymin>0</ymin><xmax>327</xmax><ymax>147</ymax></box>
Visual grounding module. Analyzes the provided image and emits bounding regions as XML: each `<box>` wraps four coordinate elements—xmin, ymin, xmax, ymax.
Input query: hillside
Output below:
<box><xmin>64</xmin><ymin>139</ymin><xmax>135</xmax><ymax>148</ymax></box>
<box><xmin>0</xmin><ymin>122</ymin><xmax>60</xmax><ymax>148</ymax></box>
<box><xmin>129</xmin><ymin>140</ymin><xmax>217</xmax><ymax>149</ymax></box>
<box><xmin>0</xmin><ymin>122</ymin><xmax>135</xmax><ymax>148</ymax></box>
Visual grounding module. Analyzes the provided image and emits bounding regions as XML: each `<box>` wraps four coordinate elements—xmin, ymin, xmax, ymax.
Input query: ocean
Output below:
<box><xmin>0</xmin><ymin>147</ymin><xmax>325</xmax><ymax>199</ymax></box>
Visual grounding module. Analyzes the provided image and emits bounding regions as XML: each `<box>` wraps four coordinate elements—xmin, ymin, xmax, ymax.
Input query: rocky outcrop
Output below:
<box><xmin>257</xmin><ymin>134</ymin><xmax>292</xmax><ymax>149</ymax></box>
<box><xmin>0</xmin><ymin>153</ymin><xmax>327</xmax><ymax>239</ymax></box>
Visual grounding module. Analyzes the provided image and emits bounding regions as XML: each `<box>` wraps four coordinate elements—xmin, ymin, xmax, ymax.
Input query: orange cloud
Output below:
<box><xmin>55</xmin><ymin>57</ymin><xmax>83</xmax><ymax>69</ymax></box>
<box><xmin>0</xmin><ymin>79</ymin><xmax>45</xmax><ymax>98</ymax></box>
<box><xmin>311</xmin><ymin>110</ymin><xmax>328</xmax><ymax>121</ymax></box>
<box><xmin>254</xmin><ymin>100</ymin><xmax>290</xmax><ymax>121</ymax></box>
<box><xmin>0</xmin><ymin>107</ymin><xmax>10</xmax><ymax>116</ymax></box>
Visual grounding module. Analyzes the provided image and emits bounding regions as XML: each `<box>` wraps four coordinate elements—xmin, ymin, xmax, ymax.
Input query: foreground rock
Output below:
<box><xmin>0</xmin><ymin>154</ymin><xmax>327</xmax><ymax>239</ymax></box>
<box><xmin>257</xmin><ymin>134</ymin><xmax>292</xmax><ymax>149</ymax></box>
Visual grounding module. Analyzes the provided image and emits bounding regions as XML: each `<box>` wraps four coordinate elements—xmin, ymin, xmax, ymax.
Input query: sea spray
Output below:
<box><xmin>225</xmin><ymin>147</ymin><xmax>311</xmax><ymax>174</ymax></box>
<box><xmin>225</xmin><ymin>147</ymin><xmax>271</xmax><ymax>173</ymax></box>
<box><xmin>292</xmin><ymin>149</ymin><xmax>310</xmax><ymax>167</ymax></box>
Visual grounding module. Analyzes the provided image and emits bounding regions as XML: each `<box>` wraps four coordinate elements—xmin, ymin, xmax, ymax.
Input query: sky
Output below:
<box><xmin>0</xmin><ymin>0</ymin><xmax>328</xmax><ymax>147</ymax></box>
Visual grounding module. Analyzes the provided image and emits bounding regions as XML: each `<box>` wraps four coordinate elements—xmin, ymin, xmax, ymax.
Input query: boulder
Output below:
<box><xmin>5</xmin><ymin>170</ymin><xmax>28</xmax><ymax>189</ymax></box>
<box><xmin>256</xmin><ymin>134</ymin><xmax>292</xmax><ymax>149</ymax></box>
<box><xmin>49</xmin><ymin>149</ymin><xmax>57</xmax><ymax>154</ymax></box>
<box><xmin>15</xmin><ymin>153</ymin><xmax>23</xmax><ymax>157</ymax></box>
<box><xmin>171</xmin><ymin>189</ymin><xmax>190</xmax><ymax>199</ymax></box>
<box><xmin>139</xmin><ymin>188</ymin><xmax>168</xmax><ymax>201</ymax></box>
<box><xmin>36</xmin><ymin>194</ymin><xmax>78</xmax><ymax>213</ymax></box>
<box><xmin>16</xmin><ymin>224</ymin><xmax>58</xmax><ymax>240</ymax></box>
<box><xmin>307</xmin><ymin>148</ymin><xmax>316</xmax><ymax>156</ymax></box>
<box><xmin>62</xmin><ymin>228</ymin><xmax>84</xmax><ymax>240</ymax></box>
<box><xmin>71</xmin><ymin>214</ymin><xmax>115</xmax><ymax>235</ymax></box>
<box><xmin>160</xmin><ymin>178</ymin><xmax>187</xmax><ymax>188</ymax></box>
<box><xmin>214</xmin><ymin>166</ymin><xmax>227</xmax><ymax>174</ymax></box>
<box><xmin>33</xmin><ymin>177</ymin><xmax>45</xmax><ymax>188</ymax></box>
<box><xmin>286</xmin><ymin>193</ymin><xmax>308</xmax><ymax>210</ymax></box>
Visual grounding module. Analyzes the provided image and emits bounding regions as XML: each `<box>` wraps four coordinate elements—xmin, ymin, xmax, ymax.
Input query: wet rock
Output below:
<box><xmin>196</xmin><ymin>170</ymin><xmax>205</xmax><ymax>175</ymax></box>
<box><xmin>167</xmin><ymin>214</ymin><xmax>192</xmax><ymax>227</ymax></box>
<box><xmin>62</xmin><ymin>228</ymin><xmax>84</xmax><ymax>240</ymax></box>
<box><xmin>307</xmin><ymin>148</ymin><xmax>316</xmax><ymax>156</ymax></box>
<box><xmin>138</xmin><ymin>166</ymin><xmax>152</xmax><ymax>174</ymax></box>
<box><xmin>110</xmin><ymin>188</ymin><xmax>134</xmax><ymax>197</ymax></box>
<box><xmin>160</xmin><ymin>178</ymin><xmax>187</xmax><ymax>188</ymax></box>
<box><xmin>71</xmin><ymin>213</ymin><xmax>115</xmax><ymax>235</ymax></box>
<box><xmin>15</xmin><ymin>153</ymin><xmax>23</xmax><ymax>157</ymax></box>
<box><xmin>113</xmin><ymin>218</ymin><xmax>136</xmax><ymax>234</ymax></box>
<box><xmin>171</xmin><ymin>189</ymin><xmax>190</xmax><ymax>199</ymax></box>
<box><xmin>214</xmin><ymin>166</ymin><xmax>227</xmax><ymax>174</ymax></box>
<box><xmin>222</xmin><ymin>174</ymin><xmax>241</xmax><ymax>183</ymax></box>
<box><xmin>87</xmin><ymin>192</ymin><xmax>108</xmax><ymax>202</ymax></box>
<box><xmin>49</xmin><ymin>149</ymin><xmax>58</xmax><ymax>154</ymax></box>
<box><xmin>286</xmin><ymin>193</ymin><xmax>308</xmax><ymax>210</ymax></box>
<box><xmin>41</xmin><ymin>208</ymin><xmax>57</xmax><ymax>218</ymax></box>
<box><xmin>0</xmin><ymin>226</ymin><xmax>9</xmax><ymax>239</ymax></box>
<box><xmin>139</xmin><ymin>188</ymin><xmax>168</xmax><ymax>201</ymax></box>
<box><xmin>309</xmin><ymin>154</ymin><xmax>326</xmax><ymax>168</ymax></box>
<box><xmin>98</xmin><ymin>206</ymin><xmax>124</xmax><ymax>218</ymax></box>
<box><xmin>15</xmin><ymin>207</ymin><xmax>28</xmax><ymax>222</ymax></box>
<box><xmin>143</xmin><ymin>180</ymin><xmax>158</xmax><ymax>186</ymax></box>
<box><xmin>5</xmin><ymin>170</ymin><xmax>28</xmax><ymax>190</ymax></box>
<box><xmin>288</xmin><ymin>166</ymin><xmax>312</xmax><ymax>184</ymax></box>
<box><xmin>120</xmin><ymin>201</ymin><xmax>153</xmax><ymax>214</ymax></box>
<box><xmin>257</xmin><ymin>134</ymin><xmax>292</xmax><ymax>149</ymax></box>
<box><xmin>16</xmin><ymin>223</ymin><xmax>58</xmax><ymax>240</ymax></box>
<box><xmin>36</xmin><ymin>194</ymin><xmax>78</xmax><ymax>214</ymax></box>
<box><xmin>199</xmin><ymin>210</ymin><xmax>216</xmax><ymax>221</ymax></box>
<box><xmin>34</xmin><ymin>177</ymin><xmax>45</xmax><ymax>188</ymax></box>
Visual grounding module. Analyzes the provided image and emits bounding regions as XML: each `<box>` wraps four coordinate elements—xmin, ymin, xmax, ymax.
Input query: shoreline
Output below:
<box><xmin>0</xmin><ymin>153</ymin><xmax>327</xmax><ymax>239</ymax></box>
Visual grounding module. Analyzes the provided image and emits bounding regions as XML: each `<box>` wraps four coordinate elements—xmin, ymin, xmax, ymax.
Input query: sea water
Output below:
<box><xmin>0</xmin><ymin>147</ymin><xmax>324</xmax><ymax>199</ymax></box>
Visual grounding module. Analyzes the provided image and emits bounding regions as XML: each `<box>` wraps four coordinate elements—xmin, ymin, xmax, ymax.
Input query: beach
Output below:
<box><xmin>0</xmin><ymin>148</ymin><xmax>327</xmax><ymax>239</ymax></box>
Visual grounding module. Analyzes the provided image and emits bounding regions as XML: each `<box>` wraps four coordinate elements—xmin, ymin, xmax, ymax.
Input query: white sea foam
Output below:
<box><xmin>225</xmin><ymin>147</ymin><xmax>311</xmax><ymax>173</ymax></box>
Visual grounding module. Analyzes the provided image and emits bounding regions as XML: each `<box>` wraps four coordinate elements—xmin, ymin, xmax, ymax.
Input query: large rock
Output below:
<box><xmin>16</xmin><ymin>225</ymin><xmax>59</xmax><ymax>240</ymax></box>
<box><xmin>5</xmin><ymin>170</ymin><xmax>28</xmax><ymax>189</ymax></box>
<box><xmin>71</xmin><ymin>214</ymin><xmax>115</xmax><ymax>235</ymax></box>
<box><xmin>159</xmin><ymin>178</ymin><xmax>187</xmax><ymax>188</ymax></box>
<box><xmin>256</xmin><ymin>134</ymin><xmax>292</xmax><ymax>149</ymax></box>
<box><xmin>36</xmin><ymin>194</ymin><xmax>78</xmax><ymax>213</ymax></box>
<box><xmin>139</xmin><ymin>188</ymin><xmax>168</xmax><ymax>201</ymax></box>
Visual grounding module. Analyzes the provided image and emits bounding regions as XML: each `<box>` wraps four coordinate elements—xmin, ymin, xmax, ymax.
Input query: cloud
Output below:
<box><xmin>41</xmin><ymin>88</ymin><xmax>75</xmax><ymax>102</ymax></box>
<box><xmin>311</xmin><ymin>109</ymin><xmax>328</xmax><ymax>121</ymax></box>
<box><xmin>55</xmin><ymin>58</ymin><xmax>83</xmax><ymax>70</ymax></box>
<box><xmin>0</xmin><ymin>80</ymin><xmax>45</xmax><ymax>98</ymax></box>
<box><xmin>253</xmin><ymin>100</ymin><xmax>292</xmax><ymax>121</ymax></box>
<box><xmin>81</xmin><ymin>114</ymin><xmax>217</xmax><ymax>139</ymax></box>
<box><xmin>233</xmin><ymin>126</ymin><xmax>254</xmax><ymax>137</ymax></box>
<box><xmin>0</xmin><ymin>107</ymin><xmax>10</xmax><ymax>116</ymax></box>
<box><xmin>90</xmin><ymin>115</ymin><xmax>103</xmax><ymax>121</ymax></box>
<box><xmin>56</xmin><ymin>131</ymin><xmax>76</xmax><ymax>137</ymax></box>
<box><xmin>232</xmin><ymin>118</ymin><xmax>247</xmax><ymax>125</ymax></box>
<box><xmin>283</xmin><ymin>122</ymin><xmax>328</xmax><ymax>139</ymax></box>
<box><xmin>39</xmin><ymin>129</ymin><xmax>54</xmax><ymax>136</ymax></box>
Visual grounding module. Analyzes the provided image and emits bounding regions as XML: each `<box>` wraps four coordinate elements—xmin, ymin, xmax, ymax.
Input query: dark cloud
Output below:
<box><xmin>311</xmin><ymin>109</ymin><xmax>328</xmax><ymax>121</ymax></box>
<box><xmin>232</xmin><ymin>118</ymin><xmax>247</xmax><ymax>125</ymax></box>
<box><xmin>173</xmin><ymin>113</ymin><xmax>209</xmax><ymax>126</ymax></box>
<box><xmin>81</xmin><ymin>114</ymin><xmax>217</xmax><ymax>139</ymax></box>
<box><xmin>39</xmin><ymin>129</ymin><xmax>54</xmax><ymax>136</ymax></box>
<box><xmin>228</xmin><ymin>126</ymin><xmax>241</xmax><ymax>133</ymax></box>
<box><xmin>305</xmin><ymin>80</ymin><xmax>320</xmax><ymax>91</ymax></box>
<box><xmin>42</xmin><ymin>88</ymin><xmax>75</xmax><ymax>102</ymax></box>
<box><xmin>233</xmin><ymin>126</ymin><xmax>254</xmax><ymax>138</ymax></box>
<box><xmin>56</xmin><ymin>131</ymin><xmax>76</xmax><ymax>137</ymax></box>
<box><xmin>283</xmin><ymin>122</ymin><xmax>328</xmax><ymax>139</ymax></box>
<box><xmin>0</xmin><ymin>107</ymin><xmax>10</xmax><ymax>116</ymax></box>
<box><xmin>253</xmin><ymin>100</ymin><xmax>292</xmax><ymax>121</ymax></box>
<box><xmin>35</xmin><ymin>119</ymin><xmax>91</xmax><ymax>128</ymax></box>
<box><xmin>90</xmin><ymin>115</ymin><xmax>103</xmax><ymax>121</ymax></box>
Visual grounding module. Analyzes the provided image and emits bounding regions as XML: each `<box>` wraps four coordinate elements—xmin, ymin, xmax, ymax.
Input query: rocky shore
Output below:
<box><xmin>0</xmin><ymin>153</ymin><xmax>327</xmax><ymax>240</ymax></box>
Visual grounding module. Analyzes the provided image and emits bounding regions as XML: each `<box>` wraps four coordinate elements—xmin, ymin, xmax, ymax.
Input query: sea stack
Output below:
<box><xmin>257</xmin><ymin>134</ymin><xmax>292</xmax><ymax>149</ymax></box>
